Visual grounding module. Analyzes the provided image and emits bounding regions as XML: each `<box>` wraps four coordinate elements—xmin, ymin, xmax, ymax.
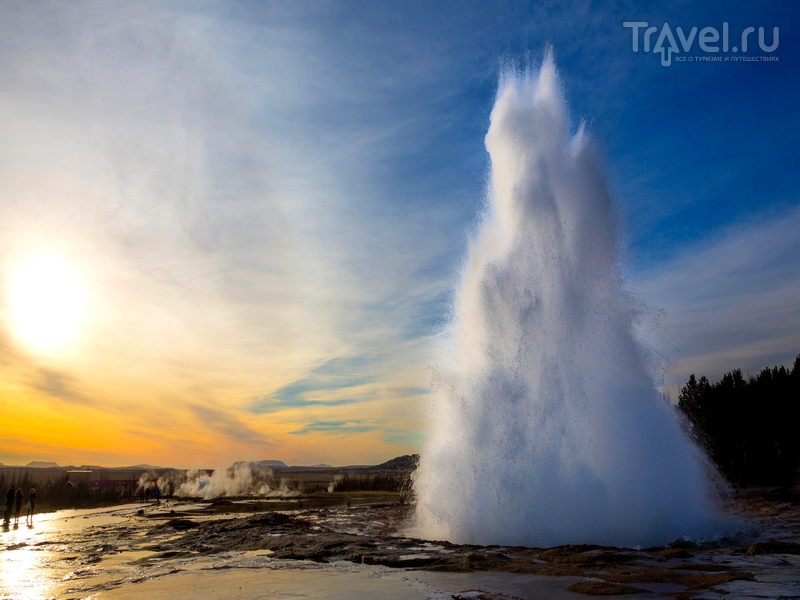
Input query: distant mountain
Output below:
<box><xmin>309</xmin><ymin>463</ymin><xmax>332</xmax><ymax>468</ymax></box>
<box><xmin>371</xmin><ymin>454</ymin><xmax>419</xmax><ymax>471</ymax></box>
<box><xmin>125</xmin><ymin>464</ymin><xmax>163</xmax><ymax>469</ymax></box>
<box><xmin>231</xmin><ymin>459</ymin><xmax>288</xmax><ymax>469</ymax></box>
<box><xmin>26</xmin><ymin>461</ymin><xmax>60</xmax><ymax>468</ymax></box>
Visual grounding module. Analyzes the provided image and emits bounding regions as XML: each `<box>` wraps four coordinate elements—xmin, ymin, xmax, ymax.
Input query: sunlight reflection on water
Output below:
<box><xmin>1</xmin><ymin>504</ymin><xmax>140</xmax><ymax>599</ymax></box>
<box><xmin>1</xmin><ymin>546</ymin><xmax>58</xmax><ymax>599</ymax></box>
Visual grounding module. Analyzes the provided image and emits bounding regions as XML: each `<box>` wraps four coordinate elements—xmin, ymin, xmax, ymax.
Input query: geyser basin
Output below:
<box><xmin>413</xmin><ymin>54</ymin><xmax>725</xmax><ymax>548</ymax></box>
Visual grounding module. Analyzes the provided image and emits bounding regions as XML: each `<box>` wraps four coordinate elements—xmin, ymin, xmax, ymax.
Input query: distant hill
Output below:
<box><xmin>309</xmin><ymin>463</ymin><xmax>332</xmax><ymax>468</ymax></box>
<box><xmin>125</xmin><ymin>464</ymin><xmax>163</xmax><ymax>469</ymax></box>
<box><xmin>231</xmin><ymin>459</ymin><xmax>288</xmax><ymax>469</ymax></box>
<box><xmin>26</xmin><ymin>461</ymin><xmax>60</xmax><ymax>468</ymax></box>
<box><xmin>371</xmin><ymin>454</ymin><xmax>419</xmax><ymax>471</ymax></box>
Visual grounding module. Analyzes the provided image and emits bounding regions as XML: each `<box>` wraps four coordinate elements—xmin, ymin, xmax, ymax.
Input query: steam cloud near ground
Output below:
<box><xmin>137</xmin><ymin>463</ymin><xmax>301</xmax><ymax>500</ymax></box>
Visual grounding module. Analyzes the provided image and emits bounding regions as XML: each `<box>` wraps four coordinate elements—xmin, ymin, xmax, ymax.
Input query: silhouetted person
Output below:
<box><xmin>139</xmin><ymin>486</ymin><xmax>145</xmax><ymax>503</ymax></box>
<box><xmin>156</xmin><ymin>486</ymin><xmax>161</xmax><ymax>504</ymax></box>
<box><xmin>26</xmin><ymin>488</ymin><xmax>37</xmax><ymax>524</ymax></box>
<box><xmin>14</xmin><ymin>488</ymin><xmax>24</xmax><ymax>525</ymax></box>
<box><xmin>4</xmin><ymin>485</ymin><xmax>15</xmax><ymax>525</ymax></box>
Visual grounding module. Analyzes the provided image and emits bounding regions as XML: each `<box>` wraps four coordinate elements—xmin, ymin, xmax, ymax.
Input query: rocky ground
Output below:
<box><xmin>2</xmin><ymin>488</ymin><xmax>799</xmax><ymax>599</ymax></box>
<box><xmin>149</xmin><ymin>493</ymin><xmax>800</xmax><ymax>598</ymax></box>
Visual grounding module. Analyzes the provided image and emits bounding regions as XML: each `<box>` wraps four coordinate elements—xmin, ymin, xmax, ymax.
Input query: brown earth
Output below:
<box><xmin>141</xmin><ymin>508</ymin><xmax>758</xmax><ymax>596</ymax></box>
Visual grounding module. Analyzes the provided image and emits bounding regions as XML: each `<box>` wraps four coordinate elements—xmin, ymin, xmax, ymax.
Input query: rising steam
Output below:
<box><xmin>412</xmin><ymin>54</ymin><xmax>726</xmax><ymax>548</ymax></box>
<box><xmin>138</xmin><ymin>463</ymin><xmax>300</xmax><ymax>500</ymax></box>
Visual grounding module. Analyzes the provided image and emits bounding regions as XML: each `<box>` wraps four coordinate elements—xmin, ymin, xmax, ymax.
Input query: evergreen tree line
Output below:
<box><xmin>677</xmin><ymin>354</ymin><xmax>800</xmax><ymax>487</ymax></box>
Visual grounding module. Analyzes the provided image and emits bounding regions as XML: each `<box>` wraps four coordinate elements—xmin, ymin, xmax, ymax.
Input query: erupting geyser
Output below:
<box><xmin>412</xmin><ymin>54</ymin><xmax>724</xmax><ymax>548</ymax></box>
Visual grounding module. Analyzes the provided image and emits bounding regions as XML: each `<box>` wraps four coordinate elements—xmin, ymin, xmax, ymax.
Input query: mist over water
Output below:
<box><xmin>412</xmin><ymin>55</ymin><xmax>724</xmax><ymax>548</ymax></box>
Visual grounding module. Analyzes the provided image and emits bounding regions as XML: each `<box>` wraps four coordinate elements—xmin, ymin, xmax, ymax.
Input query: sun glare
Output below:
<box><xmin>7</xmin><ymin>253</ymin><xmax>88</xmax><ymax>353</ymax></box>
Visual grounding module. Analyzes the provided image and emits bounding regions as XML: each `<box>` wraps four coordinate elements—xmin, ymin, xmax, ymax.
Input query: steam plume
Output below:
<box><xmin>139</xmin><ymin>464</ymin><xmax>300</xmax><ymax>500</ymax></box>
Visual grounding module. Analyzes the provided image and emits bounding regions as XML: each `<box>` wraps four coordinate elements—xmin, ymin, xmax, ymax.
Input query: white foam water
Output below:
<box><xmin>412</xmin><ymin>54</ymin><xmax>723</xmax><ymax>548</ymax></box>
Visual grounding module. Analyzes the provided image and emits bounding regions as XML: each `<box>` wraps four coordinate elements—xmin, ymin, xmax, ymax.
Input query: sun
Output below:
<box><xmin>7</xmin><ymin>253</ymin><xmax>88</xmax><ymax>353</ymax></box>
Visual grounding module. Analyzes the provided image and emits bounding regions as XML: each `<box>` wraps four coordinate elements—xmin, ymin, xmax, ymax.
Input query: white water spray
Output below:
<box><xmin>413</xmin><ymin>55</ymin><xmax>724</xmax><ymax>548</ymax></box>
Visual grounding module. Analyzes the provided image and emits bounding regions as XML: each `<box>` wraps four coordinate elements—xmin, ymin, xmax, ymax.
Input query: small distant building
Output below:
<box><xmin>65</xmin><ymin>469</ymin><xmax>92</xmax><ymax>481</ymax></box>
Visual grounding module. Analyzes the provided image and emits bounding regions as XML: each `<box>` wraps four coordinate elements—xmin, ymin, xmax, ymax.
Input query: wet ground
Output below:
<box><xmin>1</xmin><ymin>489</ymin><xmax>799</xmax><ymax>599</ymax></box>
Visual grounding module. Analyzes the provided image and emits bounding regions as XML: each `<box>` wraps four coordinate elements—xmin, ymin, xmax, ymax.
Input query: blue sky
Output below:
<box><xmin>0</xmin><ymin>0</ymin><xmax>798</xmax><ymax>466</ymax></box>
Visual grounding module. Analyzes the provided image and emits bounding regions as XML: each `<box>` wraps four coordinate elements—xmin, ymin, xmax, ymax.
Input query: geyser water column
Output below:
<box><xmin>412</xmin><ymin>55</ymin><xmax>723</xmax><ymax>548</ymax></box>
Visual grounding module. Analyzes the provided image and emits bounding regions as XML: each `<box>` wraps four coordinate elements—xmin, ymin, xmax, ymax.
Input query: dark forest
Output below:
<box><xmin>677</xmin><ymin>355</ymin><xmax>800</xmax><ymax>487</ymax></box>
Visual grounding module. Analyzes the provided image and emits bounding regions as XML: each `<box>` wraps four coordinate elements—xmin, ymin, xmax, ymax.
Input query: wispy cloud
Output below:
<box><xmin>289</xmin><ymin>420</ymin><xmax>381</xmax><ymax>436</ymax></box>
<box><xmin>0</xmin><ymin>1</ymin><xmax>455</xmax><ymax>466</ymax></box>
<box><xmin>188</xmin><ymin>403</ymin><xmax>273</xmax><ymax>446</ymax></box>
<box><xmin>31</xmin><ymin>368</ymin><xmax>95</xmax><ymax>407</ymax></box>
<box><xmin>250</xmin><ymin>356</ymin><xmax>373</xmax><ymax>414</ymax></box>
<box><xmin>383</xmin><ymin>428</ymin><xmax>426</xmax><ymax>446</ymax></box>
<box><xmin>633</xmin><ymin>205</ymin><xmax>800</xmax><ymax>388</ymax></box>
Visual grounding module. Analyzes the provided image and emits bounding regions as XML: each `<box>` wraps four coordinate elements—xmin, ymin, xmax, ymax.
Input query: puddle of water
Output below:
<box><xmin>0</xmin><ymin>547</ymin><xmax>63</xmax><ymax>599</ymax></box>
<box><xmin>96</xmin><ymin>565</ymin><xmax>432</xmax><ymax>600</ymax></box>
<box><xmin>100</xmin><ymin>549</ymin><xmax>157</xmax><ymax>567</ymax></box>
